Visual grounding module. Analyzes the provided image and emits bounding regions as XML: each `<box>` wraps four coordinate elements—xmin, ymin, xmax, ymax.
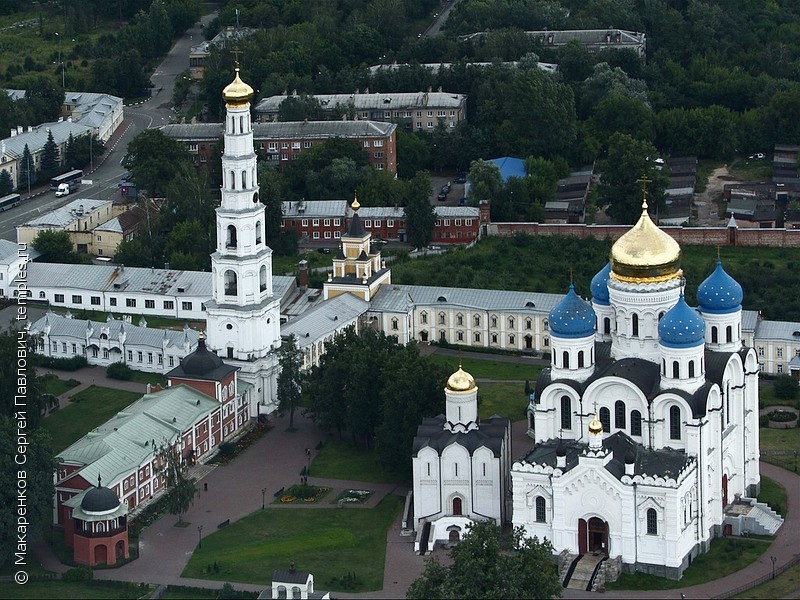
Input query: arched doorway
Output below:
<box><xmin>452</xmin><ymin>497</ymin><xmax>463</xmax><ymax>516</ymax></box>
<box><xmin>524</xmin><ymin>334</ymin><xmax>533</xmax><ymax>350</ymax></box>
<box><xmin>420</xmin><ymin>330</ymin><xmax>429</xmax><ymax>342</ymax></box>
<box><xmin>448</xmin><ymin>529</ymin><xmax>460</xmax><ymax>543</ymax></box>
<box><xmin>578</xmin><ymin>517</ymin><xmax>609</xmax><ymax>555</ymax></box>
<box><xmin>94</xmin><ymin>543</ymin><xmax>108</xmax><ymax>565</ymax></box>
<box><xmin>722</xmin><ymin>474</ymin><xmax>728</xmax><ymax>509</ymax></box>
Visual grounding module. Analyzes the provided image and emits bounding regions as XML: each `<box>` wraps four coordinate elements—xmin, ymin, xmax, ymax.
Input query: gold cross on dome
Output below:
<box><xmin>231</xmin><ymin>47</ymin><xmax>242</xmax><ymax>68</ymax></box>
<box><xmin>637</xmin><ymin>174</ymin><xmax>652</xmax><ymax>209</ymax></box>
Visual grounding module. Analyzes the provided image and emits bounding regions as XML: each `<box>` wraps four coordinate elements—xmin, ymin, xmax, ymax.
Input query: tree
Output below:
<box><xmin>596</xmin><ymin>133</ymin><xmax>668</xmax><ymax>225</ymax></box>
<box><xmin>407</xmin><ymin>521</ymin><xmax>562</xmax><ymax>599</ymax></box>
<box><xmin>158</xmin><ymin>442</ymin><xmax>197</xmax><ymax>525</ymax></box>
<box><xmin>39</xmin><ymin>130</ymin><xmax>60</xmax><ymax>183</ymax></box>
<box><xmin>396</xmin><ymin>130</ymin><xmax>431</xmax><ymax>179</ymax></box>
<box><xmin>278</xmin><ymin>95</ymin><xmax>325</xmax><ymax>121</ymax></box>
<box><xmin>277</xmin><ymin>335</ymin><xmax>303</xmax><ymax>429</ymax></box>
<box><xmin>404</xmin><ymin>172</ymin><xmax>435</xmax><ymax>250</ymax></box>
<box><xmin>467</xmin><ymin>160</ymin><xmax>502</xmax><ymax>202</ymax></box>
<box><xmin>163</xmin><ymin>220</ymin><xmax>212</xmax><ymax>271</ymax></box>
<box><xmin>773</xmin><ymin>374</ymin><xmax>799</xmax><ymax>401</ymax></box>
<box><xmin>0</xmin><ymin>169</ymin><xmax>11</xmax><ymax>197</ymax></box>
<box><xmin>123</xmin><ymin>129</ymin><xmax>192</xmax><ymax>197</ymax></box>
<box><xmin>31</xmin><ymin>230</ymin><xmax>79</xmax><ymax>263</ymax></box>
<box><xmin>18</xmin><ymin>144</ymin><xmax>34</xmax><ymax>194</ymax></box>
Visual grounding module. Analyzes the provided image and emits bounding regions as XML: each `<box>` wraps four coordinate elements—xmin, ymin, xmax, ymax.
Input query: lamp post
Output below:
<box><xmin>55</xmin><ymin>32</ymin><xmax>64</xmax><ymax>89</ymax></box>
<box><xmin>771</xmin><ymin>555</ymin><xmax>777</xmax><ymax>579</ymax></box>
<box><xmin>197</xmin><ymin>524</ymin><xmax>203</xmax><ymax>549</ymax></box>
<box><xmin>261</xmin><ymin>487</ymin><xmax>266</xmax><ymax>510</ymax></box>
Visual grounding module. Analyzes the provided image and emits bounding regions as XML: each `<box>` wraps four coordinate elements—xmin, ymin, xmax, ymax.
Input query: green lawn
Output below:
<box><xmin>310</xmin><ymin>439</ymin><xmax>399</xmax><ymax>484</ymax></box>
<box><xmin>47</xmin><ymin>305</ymin><xmax>201</xmax><ymax>331</ymax></box>
<box><xmin>41</xmin><ymin>385</ymin><xmax>143</xmax><ymax>453</ymax></box>
<box><xmin>40</xmin><ymin>374</ymin><xmax>78</xmax><ymax>397</ymax></box>
<box><xmin>759</xmin><ymin>384</ymin><xmax>798</xmax><ymax>410</ymax></box>
<box><xmin>126</xmin><ymin>370</ymin><xmax>167</xmax><ymax>387</ymax></box>
<box><xmin>729</xmin><ymin>157</ymin><xmax>773</xmax><ymax>181</ymax></box>
<box><xmin>0</xmin><ymin>580</ymin><xmax>150</xmax><ymax>599</ymax></box>
<box><xmin>161</xmin><ymin>585</ymin><xmax>255</xmax><ymax>599</ymax></box>
<box><xmin>759</xmin><ymin>427</ymin><xmax>800</xmax><ymax>473</ymax></box>
<box><xmin>606</xmin><ymin>537</ymin><xmax>770</xmax><ymax>590</ymax></box>
<box><xmin>427</xmin><ymin>353</ymin><xmax>543</xmax><ymax>382</ymax></box>
<box><xmin>273</xmin><ymin>251</ymin><xmax>334</xmax><ymax>276</ymax></box>
<box><xmin>733</xmin><ymin>562</ymin><xmax>800</xmax><ymax>599</ymax></box>
<box><xmin>758</xmin><ymin>476</ymin><xmax>788</xmax><ymax>517</ymax></box>
<box><xmin>478</xmin><ymin>381</ymin><xmax>529</xmax><ymax>421</ymax></box>
<box><xmin>182</xmin><ymin>495</ymin><xmax>404</xmax><ymax>592</ymax></box>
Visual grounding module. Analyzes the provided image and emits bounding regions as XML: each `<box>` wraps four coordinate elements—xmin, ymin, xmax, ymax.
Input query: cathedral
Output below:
<box><xmin>511</xmin><ymin>198</ymin><xmax>762</xmax><ymax>579</ymax></box>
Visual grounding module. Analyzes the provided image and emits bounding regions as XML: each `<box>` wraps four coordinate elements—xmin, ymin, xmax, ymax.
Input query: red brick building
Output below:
<box><xmin>55</xmin><ymin>335</ymin><xmax>249</xmax><ymax>536</ymax></box>
<box><xmin>64</xmin><ymin>484</ymin><xmax>129</xmax><ymax>567</ymax></box>
<box><xmin>280</xmin><ymin>200</ymin><xmax>480</xmax><ymax>245</ymax></box>
<box><xmin>161</xmin><ymin>120</ymin><xmax>397</xmax><ymax>174</ymax></box>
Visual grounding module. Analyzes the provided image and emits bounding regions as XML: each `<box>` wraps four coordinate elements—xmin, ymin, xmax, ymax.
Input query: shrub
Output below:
<box><xmin>285</xmin><ymin>483</ymin><xmax>321</xmax><ymax>499</ymax></box>
<box><xmin>773</xmin><ymin>375</ymin><xmax>799</xmax><ymax>401</ymax></box>
<box><xmin>63</xmin><ymin>566</ymin><xmax>93</xmax><ymax>581</ymax></box>
<box><xmin>767</xmin><ymin>410</ymin><xmax>798</xmax><ymax>423</ymax></box>
<box><xmin>36</xmin><ymin>355</ymin><xmax>88</xmax><ymax>371</ymax></box>
<box><xmin>106</xmin><ymin>362</ymin><xmax>133</xmax><ymax>380</ymax></box>
<box><xmin>217</xmin><ymin>442</ymin><xmax>236</xmax><ymax>459</ymax></box>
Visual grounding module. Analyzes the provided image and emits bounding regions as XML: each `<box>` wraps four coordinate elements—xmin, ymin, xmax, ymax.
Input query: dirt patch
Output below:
<box><xmin>694</xmin><ymin>165</ymin><xmax>743</xmax><ymax>226</ymax></box>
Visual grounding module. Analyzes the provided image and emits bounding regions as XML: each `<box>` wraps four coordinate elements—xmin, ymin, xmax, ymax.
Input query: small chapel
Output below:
<box><xmin>512</xmin><ymin>197</ymin><xmax>767</xmax><ymax>580</ymax></box>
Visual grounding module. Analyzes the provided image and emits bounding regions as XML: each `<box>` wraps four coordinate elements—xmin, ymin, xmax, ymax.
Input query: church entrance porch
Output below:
<box><xmin>578</xmin><ymin>517</ymin><xmax>609</xmax><ymax>556</ymax></box>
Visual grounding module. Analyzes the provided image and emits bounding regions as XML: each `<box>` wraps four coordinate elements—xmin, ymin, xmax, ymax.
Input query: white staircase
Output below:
<box><xmin>748</xmin><ymin>502</ymin><xmax>784</xmax><ymax>535</ymax></box>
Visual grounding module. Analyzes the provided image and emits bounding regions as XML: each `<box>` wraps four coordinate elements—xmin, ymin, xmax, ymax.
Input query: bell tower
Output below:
<box><xmin>205</xmin><ymin>63</ymin><xmax>282</xmax><ymax>415</ymax></box>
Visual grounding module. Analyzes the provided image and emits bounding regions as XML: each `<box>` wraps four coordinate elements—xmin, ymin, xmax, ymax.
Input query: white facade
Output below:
<box><xmin>411</xmin><ymin>368</ymin><xmax>511</xmax><ymax>552</ymax></box>
<box><xmin>205</xmin><ymin>69</ymin><xmax>283</xmax><ymax>416</ymax></box>
<box><xmin>512</xmin><ymin>208</ymin><xmax>761</xmax><ymax>580</ymax></box>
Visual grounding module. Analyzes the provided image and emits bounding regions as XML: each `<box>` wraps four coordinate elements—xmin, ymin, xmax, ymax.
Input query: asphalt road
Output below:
<box><xmin>0</xmin><ymin>14</ymin><xmax>217</xmax><ymax>243</ymax></box>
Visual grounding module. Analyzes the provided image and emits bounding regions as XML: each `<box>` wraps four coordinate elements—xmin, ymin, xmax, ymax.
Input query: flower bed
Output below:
<box><xmin>274</xmin><ymin>484</ymin><xmax>329</xmax><ymax>504</ymax></box>
<box><xmin>334</xmin><ymin>489</ymin><xmax>373</xmax><ymax>504</ymax></box>
<box><xmin>768</xmin><ymin>410</ymin><xmax>799</xmax><ymax>429</ymax></box>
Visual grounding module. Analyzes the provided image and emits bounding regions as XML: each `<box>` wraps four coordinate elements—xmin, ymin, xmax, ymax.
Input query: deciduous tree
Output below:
<box><xmin>123</xmin><ymin>129</ymin><xmax>192</xmax><ymax>197</ymax></box>
<box><xmin>31</xmin><ymin>230</ymin><xmax>81</xmax><ymax>264</ymax></box>
<box><xmin>158</xmin><ymin>443</ymin><xmax>197</xmax><ymax>525</ymax></box>
<box><xmin>277</xmin><ymin>335</ymin><xmax>303</xmax><ymax>428</ymax></box>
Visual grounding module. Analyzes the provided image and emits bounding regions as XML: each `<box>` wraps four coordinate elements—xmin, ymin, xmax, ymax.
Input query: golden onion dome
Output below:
<box><xmin>588</xmin><ymin>413</ymin><xmax>604</xmax><ymax>435</ymax></box>
<box><xmin>351</xmin><ymin>196</ymin><xmax>361</xmax><ymax>212</ymax></box>
<box><xmin>222</xmin><ymin>67</ymin><xmax>254</xmax><ymax>106</ymax></box>
<box><xmin>446</xmin><ymin>366</ymin><xmax>476</xmax><ymax>392</ymax></box>
<box><xmin>610</xmin><ymin>200</ymin><xmax>682</xmax><ymax>283</ymax></box>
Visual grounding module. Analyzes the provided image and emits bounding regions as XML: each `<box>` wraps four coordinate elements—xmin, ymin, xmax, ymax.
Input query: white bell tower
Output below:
<box><xmin>205</xmin><ymin>63</ymin><xmax>282</xmax><ymax>415</ymax></box>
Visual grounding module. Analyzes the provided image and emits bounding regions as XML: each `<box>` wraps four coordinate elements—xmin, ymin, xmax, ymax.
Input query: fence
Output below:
<box><xmin>713</xmin><ymin>553</ymin><xmax>800</xmax><ymax>598</ymax></box>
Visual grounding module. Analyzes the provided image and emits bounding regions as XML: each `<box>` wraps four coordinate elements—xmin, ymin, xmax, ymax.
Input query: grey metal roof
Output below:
<box><xmin>461</xmin><ymin>28</ymin><xmax>646</xmax><ymax>46</ymax></box>
<box><xmin>742</xmin><ymin>310</ymin><xmax>759</xmax><ymax>333</ymax></box>
<box><xmin>254</xmin><ymin>92</ymin><xmax>466</xmax><ymax>114</ymax></box>
<box><xmin>755</xmin><ymin>320</ymin><xmax>800</xmax><ymax>342</ymax></box>
<box><xmin>21</xmin><ymin>198</ymin><xmax>111</xmax><ymax>228</ymax></box>
<box><xmin>0</xmin><ymin>238</ymin><xmax>40</xmax><ymax>263</ymax></box>
<box><xmin>367</xmin><ymin>61</ymin><xmax>558</xmax><ymax>74</ymax></box>
<box><xmin>94</xmin><ymin>216</ymin><xmax>123</xmax><ymax>233</ymax></box>
<box><xmin>282</xmin><ymin>200</ymin><xmax>347</xmax><ymax>218</ymax></box>
<box><xmin>282</xmin><ymin>294</ymin><xmax>369</xmax><ymax>349</ymax></box>
<box><xmin>369</xmin><ymin>284</ymin><xmax>564</xmax><ymax>314</ymax></box>
<box><xmin>412</xmin><ymin>414</ymin><xmax>509</xmax><ymax>457</ymax></box>
<box><xmin>63</xmin><ymin>92</ymin><xmax>122</xmax><ymax>129</ymax></box>
<box><xmin>161</xmin><ymin>120</ymin><xmax>395</xmax><ymax>142</ymax></box>
<box><xmin>272</xmin><ymin>570</ymin><xmax>312</xmax><ymax>585</ymax></box>
<box><xmin>1</xmin><ymin>120</ymin><xmax>93</xmax><ymax>159</ymax></box>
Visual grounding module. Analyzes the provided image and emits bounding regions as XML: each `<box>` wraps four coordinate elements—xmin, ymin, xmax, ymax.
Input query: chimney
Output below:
<box><xmin>9</xmin><ymin>129</ymin><xmax>16</xmax><ymax>137</ymax></box>
<box><xmin>298</xmin><ymin>259</ymin><xmax>308</xmax><ymax>291</ymax></box>
<box><xmin>289</xmin><ymin>561</ymin><xmax>296</xmax><ymax>574</ymax></box>
<box><xmin>625</xmin><ymin>453</ymin><xmax>636</xmax><ymax>476</ymax></box>
<box><xmin>27</xmin><ymin>126</ymin><xmax>33</xmax><ymax>133</ymax></box>
<box><xmin>17</xmin><ymin>126</ymin><xmax>23</xmax><ymax>134</ymax></box>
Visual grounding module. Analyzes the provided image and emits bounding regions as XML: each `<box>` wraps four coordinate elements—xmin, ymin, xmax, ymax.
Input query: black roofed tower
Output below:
<box><xmin>205</xmin><ymin>64</ymin><xmax>282</xmax><ymax>416</ymax></box>
<box><xmin>322</xmin><ymin>196</ymin><xmax>391</xmax><ymax>301</ymax></box>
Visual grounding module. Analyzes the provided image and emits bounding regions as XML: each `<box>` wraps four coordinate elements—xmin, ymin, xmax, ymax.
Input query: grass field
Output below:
<box><xmin>40</xmin><ymin>374</ymin><xmax>78</xmax><ymax>397</ymax></box>
<box><xmin>126</xmin><ymin>370</ymin><xmax>167</xmax><ymax>387</ymax></box>
<box><xmin>41</xmin><ymin>385</ymin><xmax>142</xmax><ymax>453</ymax></box>
<box><xmin>759</xmin><ymin>427</ymin><xmax>800</xmax><ymax>473</ymax></box>
<box><xmin>0</xmin><ymin>580</ymin><xmax>150</xmax><ymax>599</ymax></box>
<box><xmin>759</xmin><ymin>384</ymin><xmax>798</xmax><ymax>410</ymax></box>
<box><xmin>427</xmin><ymin>353</ymin><xmax>543</xmax><ymax>382</ymax></box>
<box><xmin>606</xmin><ymin>537</ymin><xmax>770</xmax><ymax>590</ymax></box>
<box><xmin>310</xmin><ymin>439</ymin><xmax>398</xmax><ymax>484</ymax></box>
<box><xmin>273</xmin><ymin>251</ymin><xmax>333</xmax><ymax>276</ymax></box>
<box><xmin>478</xmin><ymin>381</ymin><xmax>529</xmax><ymax>421</ymax></box>
<box><xmin>733</xmin><ymin>562</ymin><xmax>800</xmax><ymax>599</ymax></box>
<box><xmin>758</xmin><ymin>476</ymin><xmax>788</xmax><ymax>517</ymax></box>
<box><xmin>47</xmin><ymin>305</ymin><xmax>202</xmax><ymax>331</ymax></box>
<box><xmin>181</xmin><ymin>495</ymin><xmax>404</xmax><ymax>592</ymax></box>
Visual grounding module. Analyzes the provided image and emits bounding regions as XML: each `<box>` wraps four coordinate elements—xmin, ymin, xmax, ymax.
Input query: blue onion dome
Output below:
<box><xmin>549</xmin><ymin>284</ymin><xmax>597</xmax><ymax>338</ymax></box>
<box><xmin>590</xmin><ymin>262</ymin><xmax>612</xmax><ymax>306</ymax></box>
<box><xmin>697</xmin><ymin>260</ymin><xmax>743</xmax><ymax>314</ymax></box>
<box><xmin>658</xmin><ymin>294</ymin><xmax>706</xmax><ymax>348</ymax></box>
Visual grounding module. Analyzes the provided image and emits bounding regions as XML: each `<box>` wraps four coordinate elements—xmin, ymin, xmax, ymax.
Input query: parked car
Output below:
<box><xmin>317</xmin><ymin>247</ymin><xmax>331</xmax><ymax>254</ymax></box>
<box><xmin>437</xmin><ymin>191</ymin><xmax>448</xmax><ymax>201</ymax></box>
<box><xmin>441</xmin><ymin>184</ymin><xmax>451</xmax><ymax>194</ymax></box>
<box><xmin>454</xmin><ymin>173</ymin><xmax>467</xmax><ymax>184</ymax></box>
<box><xmin>121</xmin><ymin>171</ymin><xmax>134</xmax><ymax>182</ymax></box>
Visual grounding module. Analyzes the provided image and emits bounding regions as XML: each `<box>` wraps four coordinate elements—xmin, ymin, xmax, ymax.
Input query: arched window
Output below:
<box><xmin>292</xmin><ymin>587</ymin><xmax>301</xmax><ymax>600</ymax></box>
<box><xmin>224</xmin><ymin>270</ymin><xmax>237</xmax><ymax>296</ymax></box>
<box><xmin>562</xmin><ymin>351</ymin><xmax>570</xmax><ymax>369</ymax></box>
<box><xmin>632</xmin><ymin>313</ymin><xmax>639</xmax><ymax>337</ymax></box>
<box><xmin>230</xmin><ymin>170</ymin><xmax>235</xmax><ymax>190</ymax></box>
<box><xmin>535</xmin><ymin>496</ymin><xmax>546</xmax><ymax>523</ymax></box>
<box><xmin>509</xmin><ymin>334</ymin><xmax>515</xmax><ymax>345</ymax></box>
<box><xmin>474</xmin><ymin>315</ymin><xmax>480</xmax><ymax>327</ymax></box>
<box><xmin>453</xmin><ymin>496</ymin><xmax>463</xmax><ymax>516</ymax></box>
<box><xmin>599</xmin><ymin>407</ymin><xmax>611</xmax><ymax>432</ymax></box>
<box><xmin>578</xmin><ymin>350</ymin><xmax>585</xmax><ymax>368</ymax></box>
<box><xmin>439</xmin><ymin>312</ymin><xmax>446</xmax><ymax>325</ymax></box>
<box><xmin>711</xmin><ymin>326</ymin><xmax>718</xmax><ymax>343</ymax></box>
<box><xmin>646</xmin><ymin>508</ymin><xmax>657</xmax><ymax>535</ymax></box>
<box><xmin>726</xmin><ymin>325</ymin><xmax>732</xmax><ymax>343</ymax></box>
<box><xmin>259</xmin><ymin>265</ymin><xmax>267</xmax><ymax>292</ymax></box>
<box><xmin>688</xmin><ymin>360</ymin><xmax>695</xmax><ymax>377</ymax></box>
<box><xmin>276</xmin><ymin>586</ymin><xmax>287</xmax><ymax>599</ymax></box>
<box><xmin>560</xmin><ymin>396</ymin><xmax>572</xmax><ymax>430</ymax></box>
<box><xmin>491</xmin><ymin>333</ymin><xmax>497</xmax><ymax>344</ymax></box>
<box><xmin>491</xmin><ymin>315</ymin><xmax>497</xmax><ymax>328</ymax></box>
<box><xmin>226</xmin><ymin>225</ymin><xmax>237</xmax><ymax>248</ymax></box>
<box><xmin>669</xmin><ymin>405</ymin><xmax>681</xmax><ymax>440</ymax></box>
<box><xmin>658</xmin><ymin>311</ymin><xmax>665</xmax><ymax>320</ymax></box>
<box><xmin>457</xmin><ymin>313</ymin><xmax>463</xmax><ymax>326</ymax></box>
<box><xmin>421</xmin><ymin>311</ymin><xmax>428</xmax><ymax>324</ymax></box>
<box><xmin>604</xmin><ymin>317</ymin><xmax>611</xmax><ymax>335</ymax></box>
<box><xmin>508</xmin><ymin>316</ymin><xmax>515</xmax><ymax>328</ymax></box>
<box><xmin>672</xmin><ymin>361</ymin><xmax>680</xmax><ymax>378</ymax></box>
<box><xmin>241</xmin><ymin>169</ymin><xmax>247</xmax><ymax>189</ymax></box>
<box><xmin>615</xmin><ymin>400</ymin><xmax>626</xmax><ymax>429</ymax></box>
<box><xmin>525</xmin><ymin>318</ymin><xmax>532</xmax><ymax>330</ymax></box>
<box><xmin>255</xmin><ymin>221</ymin><xmax>262</xmax><ymax>244</ymax></box>
<box><xmin>631</xmin><ymin>410</ymin><xmax>642</xmax><ymax>436</ymax></box>
<box><xmin>391</xmin><ymin>317</ymin><xmax>399</xmax><ymax>331</ymax></box>
<box><xmin>239</xmin><ymin>115</ymin><xmax>244</xmax><ymax>133</ymax></box>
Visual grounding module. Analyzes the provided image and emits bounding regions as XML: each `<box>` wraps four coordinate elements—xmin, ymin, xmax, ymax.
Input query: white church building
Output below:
<box><xmin>512</xmin><ymin>199</ymin><xmax>764</xmax><ymax>579</ymax></box>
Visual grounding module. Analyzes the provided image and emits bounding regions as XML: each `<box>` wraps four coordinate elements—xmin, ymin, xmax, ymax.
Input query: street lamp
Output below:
<box><xmin>261</xmin><ymin>487</ymin><xmax>266</xmax><ymax>510</ymax></box>
<box><xmin>55</xmin><ymin>32</ymin><xmax>64</xmax><ymax>89</ymax></box>
<box><xmin>197</xmin><ymin>524</ymin><xmax>203</xmax><ymax>549</ymax></box>
<box><xmin>771</xmin><ymin>555</ymin><xmax>777</xmax><ymax>579</ymax></box>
